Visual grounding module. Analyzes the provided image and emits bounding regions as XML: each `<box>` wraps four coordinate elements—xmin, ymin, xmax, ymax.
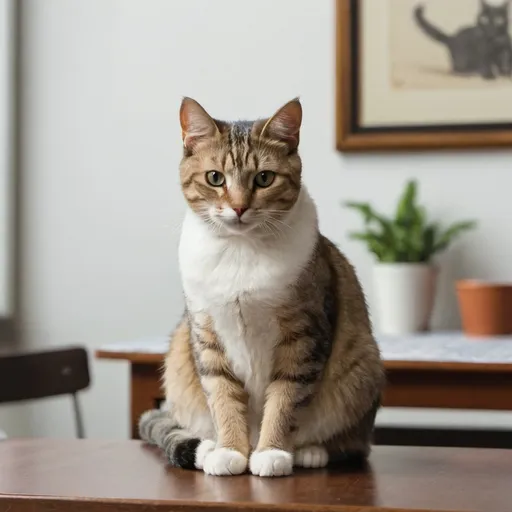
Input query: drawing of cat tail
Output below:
<box><xmin>414</xmin><ymin>5</ymin><xmax>450</xmax><ymax>45</ymax></box>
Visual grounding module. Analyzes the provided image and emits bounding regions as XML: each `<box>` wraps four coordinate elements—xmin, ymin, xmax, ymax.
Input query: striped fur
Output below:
<box><xmin>138</xmin><ymin>409</ymin><xmax>200</xmax><ymax>469</ymax></box>
<box><xmin>139</xmin><ymin>98</ymin><xmax>384</xmax><ymax>476</ymax></box>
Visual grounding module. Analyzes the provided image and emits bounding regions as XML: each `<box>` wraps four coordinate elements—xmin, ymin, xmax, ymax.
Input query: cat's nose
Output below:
<box><xmin>233</xmin><ymin>207</ymin><xmax>248</xmax><ymax>218</ymax></box>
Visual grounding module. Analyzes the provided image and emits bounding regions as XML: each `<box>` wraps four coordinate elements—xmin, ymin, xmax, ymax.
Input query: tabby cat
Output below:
<box><xmin>415</xmin><ymin>1</ymin><xmax>512</xmax><ymax>79</ymax></box>
<box><xmin>139</xmin><ymin>98</ymin><xmax>384</xmax><ymax>477</ymax></box>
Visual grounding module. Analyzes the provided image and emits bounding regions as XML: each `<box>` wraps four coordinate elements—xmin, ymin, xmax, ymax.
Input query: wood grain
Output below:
<box><xmin>383</xmin><ymin>368</ymin><xmax>512</xmax><ymax>409</ymax></box>
<box><xmin>334</xmin><ymin>0</ymin><xmax>512</xmax><ymax>152</ymax></box>
<box><xmin>0</xmin><ymin>440</ymin><xmax>511</xmax><ymax>512</ymax></box>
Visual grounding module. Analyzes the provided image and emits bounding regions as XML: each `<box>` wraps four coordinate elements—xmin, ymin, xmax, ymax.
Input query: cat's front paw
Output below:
<box><xmin>195</xmin><ymin>440</ymin><xmax>216</xmax><ymax>470</ymax></box>
<box><xmin>203</xmin><ymin>448</ymin><xmax>248</xmax><ymax>476</ymax></box>
<box><xmin>250</xmin><ymin>449</ymin><xmax>293</xmax><ymax>477</ymax></box>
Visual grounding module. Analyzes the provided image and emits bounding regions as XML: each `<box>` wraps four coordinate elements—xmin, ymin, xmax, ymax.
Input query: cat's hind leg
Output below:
<box><xmin>320</xmin><ymin>403</ymin><xmax>378</xmax><ymax>470</ymax></box>
<box><xmin>294</xmin><ymin>445</ymin><xmax>329</xmax><ymax>468</ymax></box>
<box><xmin>293</xmin><ymin>444</ymin><xmax>367</xmax><ymax>469</ymax></box>
<box><xmin>294</xmin><ymin>394</ymin><xmax>379</xmax><ymax>470</ymax></box>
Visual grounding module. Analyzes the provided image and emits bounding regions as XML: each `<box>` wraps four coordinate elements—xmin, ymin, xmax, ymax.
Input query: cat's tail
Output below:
<box><xmin>138</xmin><ymin>408</ymin><xmax>202</xmax><ymax>469</ymax></box>
<box><xmin>414</xmin><ymin>5</ymin><xmax>450</xmax><ymax>44</ymax></box>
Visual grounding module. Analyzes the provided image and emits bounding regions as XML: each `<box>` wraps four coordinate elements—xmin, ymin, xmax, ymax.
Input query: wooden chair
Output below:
<box><xmin>0</xmin><ymin>347</ymin><xmax>90</xmax><ymax>438</ymax></box>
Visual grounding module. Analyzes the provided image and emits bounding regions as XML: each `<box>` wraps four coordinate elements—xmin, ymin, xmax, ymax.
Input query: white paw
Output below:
<box><xmin>195</xmin><ymin>440</ymin><xmax>216</xmax><ymax>470</ymax></box>
<box><xmin>250</xmin><ymin>449</ymin><xmax>293</xmax><ymax>477</ymax></box>
<box><xmin>294</xmin><ymin>445</ymin><xmax>329</xmax><ymax>468</ymax></box>
<box><xmin>203</xmin><ymin>448</ymin><xmax>248</xmax><ymax>476</ymax></box>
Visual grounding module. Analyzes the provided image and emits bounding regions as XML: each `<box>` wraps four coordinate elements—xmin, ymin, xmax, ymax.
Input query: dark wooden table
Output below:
<box><xmin>95</xmin><ymin>348</ymin><xmax>512</xmax><ymax>442</ymax></box>
<box><xmin>0</xmin><ymin>439</ymin><xmax>510</xmax><ymax>512</ymax></box>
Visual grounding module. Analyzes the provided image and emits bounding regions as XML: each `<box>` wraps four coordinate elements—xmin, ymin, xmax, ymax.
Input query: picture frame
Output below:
<box><xmin>336</xmin><ymin>0</ymin><xmax>512</xmax><ymax>151</ymax></box>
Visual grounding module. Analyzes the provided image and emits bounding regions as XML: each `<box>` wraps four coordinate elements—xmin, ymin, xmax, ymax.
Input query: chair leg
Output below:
<box><xmin>72</xmin><ymin>393</ymin><xmax>85</xmax><ymax>439</ymax></box>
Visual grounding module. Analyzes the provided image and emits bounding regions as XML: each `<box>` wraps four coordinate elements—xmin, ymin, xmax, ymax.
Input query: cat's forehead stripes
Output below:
<box><xmin>223</xmin><ymin>121</ymin><xmax>256</xmax><ymax>172</ymax></box>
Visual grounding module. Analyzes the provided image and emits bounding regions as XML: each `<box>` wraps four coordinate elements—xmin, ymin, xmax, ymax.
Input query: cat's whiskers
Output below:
<box><xmin>259</xmin><ymin>219</ymin><xmax>276</xmax><ymax>238</ymax></box>
<box><xmin>197</xmin><ymin>210</ymin><xmax>224</xmax><ymax>235</ymax></box>
<box><xmin>263</xmin><ymin>218</ymin><xmax>288</xmax><ymax>242</ymax></box>
<box><xmin>260</xmin><ymin>219</ymin><xmax>282</xmax><ymax>241</ymax></box>
<box><xmin>266</xmin><ymin>216</ymin><xmax>294</xmax><ymax>233</ymax></box>
<box><xmin>252</xmin><ymin>212</ymin><xmax>294</xmax><ymax>240</ymax></box>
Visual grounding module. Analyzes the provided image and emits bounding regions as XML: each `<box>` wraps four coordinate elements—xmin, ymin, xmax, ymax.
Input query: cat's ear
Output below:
<box><xmin>180</xmin><ymin>97</ymin><xmax>219</xmax><ymax>151</ymax></box>
<box><xmin>257</xmin><ymin>98</ymin><xmax>302</xmax><ymax>151</ymax></box>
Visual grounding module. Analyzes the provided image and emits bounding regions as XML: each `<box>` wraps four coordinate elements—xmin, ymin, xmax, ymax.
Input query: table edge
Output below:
<box><xmin>0</xmin><ymin>494</ymin><xmax>458</xmax><ymax>512</ymax></box>
<box><xmin>95</xmin><ymin>350</ymin><xmax>166</xmax><ymax>364</ymax></box>
<box><xmin>95</xmin><ymin>350</ymin><xmax>512</xmax><ymax>372</ymax></box>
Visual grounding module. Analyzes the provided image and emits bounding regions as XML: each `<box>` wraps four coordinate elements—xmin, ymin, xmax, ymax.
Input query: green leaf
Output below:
<box><xmin>344</xmin><ymin>201</ymin><xmax>395</xmax><ymax>246</ymax></box>
<box><xmin>421</xmin><ymin>223</ymin><xmax>439</xmax><ymax>262</ymax></box>
<box><xmin>345</xmin><ymin>202</ymin><xmax>387</xmax><ymax>225</ymax></box>
<box><xmin>433</xmin><ymin>220</ymin><xmax>477</xmax><ymax>253</ymax></box>
<box><xmin>395</xmin><ymin>180</ymin><xmax>417</xmax><ymax>227</ymax></box>
<box><xmin>344</xmin><ymin>201</ymin><xmax>374</xmax><ymax>223</ymax></box>
<box><xmin>399</xmin><ymin>207</ymin><xmax>418</xmax><ymax>261</ymax></box>
<box><xmin>343</xmin><ymin>180</ymin><xmax>477</xmax><ymax>263</ymax></box>
<box><xmin>348</xmin><ymin>231</ymin><xmax>387</xmax><ymax>261</ymax></box>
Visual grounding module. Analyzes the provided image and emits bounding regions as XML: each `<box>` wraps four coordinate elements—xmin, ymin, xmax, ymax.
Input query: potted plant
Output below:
<box><xmin>345</xmin><ymin>179</ymin><xmax>476</xmax><ymax>335</ymax></box>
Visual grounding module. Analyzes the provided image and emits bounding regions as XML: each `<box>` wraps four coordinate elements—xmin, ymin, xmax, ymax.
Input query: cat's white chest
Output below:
<box><xmin>181</xmin><ymin>233</ymin><xmax>284</xmax><ymax>443</ymax></box>
<box><xmin>178</xmin><ymin>190</ymin><xmax>318</xmax><ymax>444</ymax></box>
<box><xmin>212</xmin><ymin>298</ymin><xmax>278</xmax><ymax>423</ymax></box>
<box><xmin>180</xmin><ymin>225</ymin><xmax>286</xmax><ymax>410</ymax></box>
<box><xmin>180</xmin><ymin>226</ymin><xmax>298</xmax><ymax>307</ymax></box>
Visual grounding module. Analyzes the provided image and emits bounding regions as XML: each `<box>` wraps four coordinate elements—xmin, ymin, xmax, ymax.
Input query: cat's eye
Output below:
<box><xmin>254</xmin><ymin>171</ymin><xmax>276</xmax><ymax>188</ymax></box>
<box><xmin>205</xmin><ymin>171</ymin><xmax>225</xmax><ymax>187</ymax></box>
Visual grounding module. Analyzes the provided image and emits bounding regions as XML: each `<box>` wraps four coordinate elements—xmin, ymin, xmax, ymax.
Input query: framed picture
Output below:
<box><xmin>336</xmin><ymin>0</ymin><xmax>512</xmax><ymax>151</ymax></box>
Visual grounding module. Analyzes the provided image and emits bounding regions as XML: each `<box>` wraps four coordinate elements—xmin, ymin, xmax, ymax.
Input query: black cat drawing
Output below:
<box><xmin>414</xmin><ymin>1</ymin><xmax>512</xmax><ymax>80</ymax></box>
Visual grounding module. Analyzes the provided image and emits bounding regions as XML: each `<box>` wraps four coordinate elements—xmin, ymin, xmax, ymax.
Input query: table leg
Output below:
<box><xmin>130</xmin><ymin>363</ymin><xmax>164</xmax><ymax>439</ymax></box>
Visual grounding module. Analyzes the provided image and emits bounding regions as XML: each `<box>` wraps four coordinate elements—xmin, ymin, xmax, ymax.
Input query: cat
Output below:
<box><xmin>138</xmin><ymin>97</ymin><xmax>384</xmax><ymax>477</ymax></box>
<box><xmin>415</xmin><ymin>1</ymin><xmax>512</xmax><ymax>80</ymax></box>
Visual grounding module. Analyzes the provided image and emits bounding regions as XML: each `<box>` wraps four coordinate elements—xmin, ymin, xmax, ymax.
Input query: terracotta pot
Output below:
<box><xmin>456</xmin><ymin>280</ymin><xmax>512</xmax><ymax>337</ymax></box>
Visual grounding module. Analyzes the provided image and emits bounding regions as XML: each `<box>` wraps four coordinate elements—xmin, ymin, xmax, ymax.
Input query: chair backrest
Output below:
<box><xmin>0</xmin><ymin>347</ymin><xmax>90</xmax><ymax>404</ymax></box>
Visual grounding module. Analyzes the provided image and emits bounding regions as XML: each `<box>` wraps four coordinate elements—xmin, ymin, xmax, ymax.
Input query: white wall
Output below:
<box><xmin>4</xmin><ymin>0</ymin><xmax>511</xmax><ymax>438</ymax></box>
<box><xmin>0</xmin><ymin>0</ymin><xmax>13</xmax><ymax>318</ymax></box>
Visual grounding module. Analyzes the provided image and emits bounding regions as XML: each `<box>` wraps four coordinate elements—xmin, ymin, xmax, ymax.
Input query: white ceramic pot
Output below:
<box><xmin>373</xmin><ymin>263</ymin><xmax>438</xmax><ymax>335</ymax></box>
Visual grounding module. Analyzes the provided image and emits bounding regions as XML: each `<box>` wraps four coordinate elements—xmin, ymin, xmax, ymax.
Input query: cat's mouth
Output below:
<box><xmin>205</xmin><ymin>207</ymin><xmax>259</xmax><ymax>235</ymax></box>
<box><xmin>203</xmin><ymin>211</ymin><xmax>267</xmax><ymax>236</ymax></box>
<box><xmin>215</xmin><ymin>217</ymin><xmax>258</xmax><ymax>235</ymax></box>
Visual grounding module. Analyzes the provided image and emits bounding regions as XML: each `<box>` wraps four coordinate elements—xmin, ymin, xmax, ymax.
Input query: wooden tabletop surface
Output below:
<box><xmin>0</xmin><ymin>439</ymin><xmax>510</xmax><ymax>512</ymax></box>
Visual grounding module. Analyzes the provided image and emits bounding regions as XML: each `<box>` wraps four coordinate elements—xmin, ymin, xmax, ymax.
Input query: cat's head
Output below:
<box><xmin>179</xmin><ymin>98</ymin><xmax>302</xmax><ymax>236</ymax></box>
<box><xmin>478</xmin><ymin>0</ymin><xmax>509</xmax><ymax>35</ymax></box>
